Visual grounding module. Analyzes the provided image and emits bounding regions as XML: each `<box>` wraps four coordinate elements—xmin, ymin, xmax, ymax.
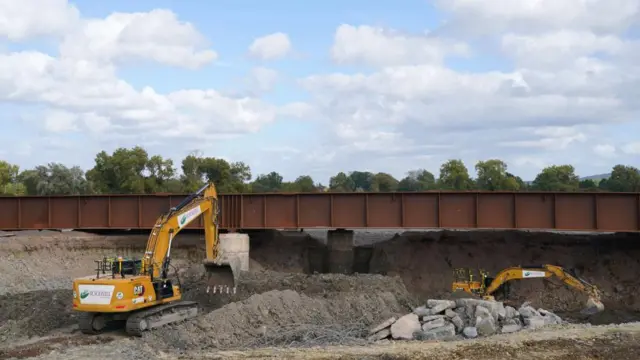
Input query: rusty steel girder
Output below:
<box><xmin>0</xmin><ymin>192</ymin><xmax>639</xmax><ymax>232</ymax></box>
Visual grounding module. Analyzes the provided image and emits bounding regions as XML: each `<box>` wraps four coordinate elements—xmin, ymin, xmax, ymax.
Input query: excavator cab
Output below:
<box><xmin>452</xmin><ymin>268</ymin><xmax>489</xmax><ymax>295</ymax></box>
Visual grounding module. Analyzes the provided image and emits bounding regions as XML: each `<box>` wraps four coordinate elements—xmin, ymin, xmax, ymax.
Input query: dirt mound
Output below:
<box><xmin>178</xmin><ymin>268</ymin><xmax>416</xmax><ymax>311</ymax></box>
<box><xmin>148</xmin><ymin>288</ymin><xmax>410</xmax><ymax>350</ymax></box>
<box><xmin>366</xmin><ymin>230</ymin><xmax>640</xmax><ymax>322</ymax></box>
<box><xmin>0</xmin><ymin>289</ymin><xmax>76</xmax><ymax>343</ymax></box>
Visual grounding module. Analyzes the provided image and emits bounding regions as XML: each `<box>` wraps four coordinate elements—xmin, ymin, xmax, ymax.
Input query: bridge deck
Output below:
<box><xmin>0</xmin><ymin>192</ymin><xmax>639</xmax><ymax>232</ymax></box>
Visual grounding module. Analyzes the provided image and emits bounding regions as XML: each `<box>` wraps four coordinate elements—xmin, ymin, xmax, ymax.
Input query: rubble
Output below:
<box><xmin>367</xmin><ymin>297</ymin><xmax>565</xmax><ymax>342</ymax></box>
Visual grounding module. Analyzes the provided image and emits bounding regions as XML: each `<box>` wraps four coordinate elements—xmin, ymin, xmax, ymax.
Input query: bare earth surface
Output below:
<box><xmin>1</xmin><ymin>229</ymin><xmax>640</xmax><ymax>359</ymax></box>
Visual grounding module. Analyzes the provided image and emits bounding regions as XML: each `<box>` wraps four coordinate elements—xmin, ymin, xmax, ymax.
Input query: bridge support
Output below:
<box><xmin>327</xmin><ymin>229</ymin><xmax>354</xmax><ymax>274</ymax></box>
<box><xmin>218</xmin><ymin>233</ymin><xmax>250</xmax><ymax>276</ymax></box>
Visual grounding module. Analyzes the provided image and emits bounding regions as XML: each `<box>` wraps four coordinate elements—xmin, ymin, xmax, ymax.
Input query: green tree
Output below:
<box><xmin>397</xmin><ymin>169</ymin><xmax>436</xmax><ymax>191</ymax></box>
<box><xmin>437</xmin><ymin>159</ymin><xmax>474</xmax><ymax>190</ymax></box>
<box><xmin>19</xmin><ymin>163</ymin><xmax>92</xmax><ymax>195</ymax></box>
<box><xmin>179</xmin><ymin>154</ymin><xmax>251</xmax><ymax>193</ymax></box>
<box><xmin>531</xmin><ymin>165</ymin><xmax>580</xmax><ymax>191</ymax></box>
<box><xmin>180</xmin><ymin>153</ymin><xmax>205</xmax><ymax>192</ymax></box>
<box><xmin>282</xmin><ymin>175</ymin><xmax>320</xmax><ymax>192</ymax></box>
<box><xmin>252</xmin><ymin>171</ymin><xmax>284</xmax><ymax>192</ymax></box>
<box><xmin>143</xmin><ymin>155</ymin><xmax>176</xmax><ymax>193</ymax></box>
<box><xmin>475</xmin><ymin>159</ymin><xmax>521</xmax><ymax>190</ymax></box>
<box><xmin>579</xmin><ymin>179</ymin><xmax>598</xmax><ymax>191</ymax></box>
<box><xmin>0</xmin><ymin>160</ymin><xmax>25</xmax><ymax>195</ymax></box>
<box><xmin>371</xmin><ymin>172</ymin><xmax>399</xmax><ymax>192</ymax></box>
<box><xmin>329</xmin><ymin>172</ymin><xmax>355</xmax><ymax>192</ymax></box>
<box><xmin>506</xmin><ymin>172</ymin><xmax>527</xmax><ymax>190</ymax></box>
<box><xmin>349</xmin><ymin>171</ymin><xmax>375</xmax><ymax>191</ymax></box>
<box><xmin>601</xmin><ymin>165</ymin><xmax>640</xmax><ymax>192</ymax></box>
<box><xmin>86</xmin><ymin>146</ymin><xmax>174</xmax><ymax>194</ymax></box>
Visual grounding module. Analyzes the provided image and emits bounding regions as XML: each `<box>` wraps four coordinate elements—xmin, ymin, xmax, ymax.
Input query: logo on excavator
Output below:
<box><xmin>178</xmin><ymin>206</ymin><xmax>202</xmax><ymax>229</ymax></box>
<box><xmin>80</xmin><ymin>290</ymin><xmax>89</xmax><ymax>299</ymax></box>
<box><xmin>133</xmin><ymin>285</ymin><xmax>145</xmax><ymax>296</ymax></box>
<box><xmin>524</xmin><ymin>271</ymin><xmax>531</xmax><ymax>276</ymax></box>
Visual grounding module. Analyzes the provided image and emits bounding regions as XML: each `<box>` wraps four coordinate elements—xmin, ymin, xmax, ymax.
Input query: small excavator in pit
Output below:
<box><xmin>71</xmin><ymin>182</ymin><xmax>236</xmax><ymax>336</ymax></box>
<box><xmin>452</xmin><ymin>264</ymin><xmax>605</xmax><ymax>315</ymax></box>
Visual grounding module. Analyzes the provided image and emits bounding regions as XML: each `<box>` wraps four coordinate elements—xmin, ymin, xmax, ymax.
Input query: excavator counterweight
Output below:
<box><xmin>452</xmin><ymin>264</ymin><xmax>604</xmax><ymax>315</ymax></box>
<box><xmin>71</xmin><ymin>182</ymin><xmax>237</xmax><ymax>336</ymax></box>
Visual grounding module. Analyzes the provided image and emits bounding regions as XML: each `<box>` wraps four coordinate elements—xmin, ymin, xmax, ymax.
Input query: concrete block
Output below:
<box><xmin>463</xmin><ymin>326</ymin><xmax>478</xmax><ymax>339</ymax></box>
<box><xmin>427</xmin><ymin>299</ymin><xmax>456</xmax><ymax>314</ymax></box>
<box><xmin>450</xmin><ymin>315</ymin><xmax>464</xmax><ymax>332</ymax></box>
<box><xmin>445</xmin><ymin>309</ymin><xmax>457</xmax><ymax>318</ymax></box>
<box><xmin>524</xmin><ymin>316</ymin><xmax>546</xmax><ymax>329</ymax></box>
<box><xmin>390</xmin><ymin>313</ymin><xmax>421</xmax><ymax>340</ymax></box>
<box><xmin>422</xmin><ymin>317</ymin><xmax>446</xmax><ymax>331</ymax></box>
<box><xmin>422</xmin><ymin>323</ymin><xmax>456</xmax><ymax>341</ymax></box>
<box><xmin>422</xmin><ymin>315</ymin><xmax>445</xmax><ymax>323</ymax></box>
<box><xmin>539</xmin><ymin>309</ymin><xmax>563</xmax><ymax>324</ymax></box>
<box><xmin>327</xmin><ymin>230</ymin><xmax>354</xmax><ymax>274</ymax></box>
<box><xmin>218</xmin><ymin>233</ymin><xmax>250</xmax><ymax>273</ymax></box>
<box><xmin>369</xmin><ymin>317</ymin><xmax>397</xmax><ymax>335</ymax></box>
<box><xmin>327</xmin><ymin>229</ymin><xmax>354</xmax><ymax>251</ymax></box>
<box><xmin>476</xmin><ymin>317</ymin><xmax>497</xmax><ymax>336</ymax></box>
<box><xmin>368</xmin><ymin>328</ymin><xmax>390</xmax><ymax>341</ymax></box>
<box><xmin>413</xmin><ymin>305</ymin><xmax>431</xmax><ymax>317</ymax></box>
<box><xmin>505</xmin><ymin>306</ymin><xmax>518</xmax><ymax>319</ymax></box>
<box><xmin>518</xmin><ymin>305</ymin><xmax>540</xmax><ymax>318</ymax></box>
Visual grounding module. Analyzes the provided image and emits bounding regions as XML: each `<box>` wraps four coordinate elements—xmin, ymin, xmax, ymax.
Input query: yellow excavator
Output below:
<box><xmin>72</xmin><ymin>182</ymin><xmax>236</xmax><ymax>336</ymax></box>
<box><xmin>452</xmin><ymin>264</ymin><xmax>605</xmax><ymax>315</ymax></box>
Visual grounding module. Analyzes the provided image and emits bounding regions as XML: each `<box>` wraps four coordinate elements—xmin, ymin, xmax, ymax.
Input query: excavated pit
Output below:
<box><xmin>1</xmin><ymin>228</ymin><xmax>640</xmax><ymax>349</ymax></box>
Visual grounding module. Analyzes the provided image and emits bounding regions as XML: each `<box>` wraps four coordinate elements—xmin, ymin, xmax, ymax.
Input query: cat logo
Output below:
<box><xmin>133</xmin><ymin>285</ymin><xmax>145</xmax><ymax>296</ymax></box>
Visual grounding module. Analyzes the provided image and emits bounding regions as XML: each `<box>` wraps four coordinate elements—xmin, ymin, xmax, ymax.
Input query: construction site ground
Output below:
<box><xmin>1</xmin><ymin>228</ymin><xmax>640</xmax><ymax>359</ymax></box>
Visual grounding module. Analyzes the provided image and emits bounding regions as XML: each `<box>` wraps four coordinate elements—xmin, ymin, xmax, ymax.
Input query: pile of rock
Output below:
<box><xmin>368</xmin><ymin>298</ymin><xmax>564</xmax><ymax>341</ymax></box>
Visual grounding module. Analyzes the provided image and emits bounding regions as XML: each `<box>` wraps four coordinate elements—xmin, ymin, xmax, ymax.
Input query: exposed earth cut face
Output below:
<box><xmin>1</xmin><ymin>229</ymin><xmax>639</xmax><ymax>359</ymax></box>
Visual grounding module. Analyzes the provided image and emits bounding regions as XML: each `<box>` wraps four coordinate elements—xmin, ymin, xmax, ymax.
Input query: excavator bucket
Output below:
<box><xmin>581</xmin><ymin>297</ymin><xmax>605</xmax><ymax>316</ymax></box>
<box><xmin>202</xmin><ymin>260</ymin><xmax>236</xmax><ymax>294</ymax></box>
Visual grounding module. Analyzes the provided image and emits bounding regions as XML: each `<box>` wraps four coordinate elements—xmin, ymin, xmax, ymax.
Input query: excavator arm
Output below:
<box><xmin>141</xmin><ymin>182</ymin><xmax>220</xmax><ymax>280</ymax></box>
<box><xmin>484</xmin><ymin>264</ymin><xmax>604</xmax><ymax>315</ymax></box>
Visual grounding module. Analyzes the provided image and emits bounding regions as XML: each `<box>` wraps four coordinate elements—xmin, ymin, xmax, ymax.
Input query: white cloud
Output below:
<box><xmin>0</xmin><ymin>2</ymin><xmax>278</xmax><ymax>153</ymax></box>
<box><xmin>593</xmin><ymin>144</ymin><xmax>617</xmax><ymax>158</ymax></box>
<box><xmin>44</xmin><ymin>109</ymin><xmax>78</xmax><ymax>132</ymax></box>
<box><xmin>0</xmin><ymin>0</ymin><xmax>80</xmax><ymax>40</ymax></box>
<box><xmin>436</xmin><ymin>0</ymin><xmax>640</xmax><ymax>35</ymax></box>
<box><xmin>622</xmin><ymin>142</ymin><xmax>640</xmax><ymax>155</ymax></box>
<box><xmin>59</xmin><ymin>9</ymin><xmax>217</xmax><ymax>69</ymax></box>
<box><xmin>248</xmin><ymin>32</ymin><xmax>292</xmax><ymax>60</ymax></box>
<box><xmin>331</xmin><ymin>24</ymin><xmax>469</xmax><ymax>67</ymax></box>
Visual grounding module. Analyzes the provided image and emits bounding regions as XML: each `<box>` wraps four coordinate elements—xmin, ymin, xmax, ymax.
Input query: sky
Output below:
<box><xmin>1</xmin><ymin>0</ymin><xmax>640</xmax><ymax>183</ymax></box>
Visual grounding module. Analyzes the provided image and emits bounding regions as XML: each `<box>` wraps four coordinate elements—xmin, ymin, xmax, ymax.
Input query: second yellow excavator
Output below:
<box><xmin>71</xmin><ymin>182</ymin><xmax>237</xmax><ymax>336</ymax></box>
<box><xmin>452</xmin><ymin>264</ymin><xmax>605</xmax><ymax>315</ymax></box>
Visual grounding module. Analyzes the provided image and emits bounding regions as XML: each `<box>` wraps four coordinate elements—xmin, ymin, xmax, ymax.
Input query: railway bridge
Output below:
<box><xmin>1</xmin><ymin>191</ymin><xmax>638</xmax><ymax>232</ymax></box>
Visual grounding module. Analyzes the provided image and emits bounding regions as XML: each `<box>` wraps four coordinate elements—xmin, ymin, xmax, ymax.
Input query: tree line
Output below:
<box><xmin>0</xmin><ymin>147</ymin><xmax>639</xmax><ymax>196</ymax></box>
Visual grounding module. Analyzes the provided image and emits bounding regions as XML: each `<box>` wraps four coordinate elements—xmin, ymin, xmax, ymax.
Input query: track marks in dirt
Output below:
<box><xmin>0</xmin><ymin>335</ymin><xmax>115</xmax><ymax>360</ymax></box>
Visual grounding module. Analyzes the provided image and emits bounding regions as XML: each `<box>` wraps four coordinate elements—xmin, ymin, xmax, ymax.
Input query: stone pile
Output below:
<box><xmin>368</xmin><ymin>298</ymin><xmax>564</xmax><ymax>341</ymax></box>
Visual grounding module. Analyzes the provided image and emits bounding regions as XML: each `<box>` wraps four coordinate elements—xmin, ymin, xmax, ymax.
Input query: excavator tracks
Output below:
<box><xmin>125</xmin><ymin>300</ymin><xmax>199</xmax><ymax>337</ymax></box>
<box><xmin>79</xmin><ymin>312</ymin><xmax>106</xmax><ymax>335</ymax></box>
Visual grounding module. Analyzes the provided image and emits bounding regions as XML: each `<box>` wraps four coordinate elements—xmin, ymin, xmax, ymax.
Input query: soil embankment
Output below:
<box><xmin>1</xmin><ymin>228</ymin><xmax>640</xmax><ymax>356</ymax></box>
